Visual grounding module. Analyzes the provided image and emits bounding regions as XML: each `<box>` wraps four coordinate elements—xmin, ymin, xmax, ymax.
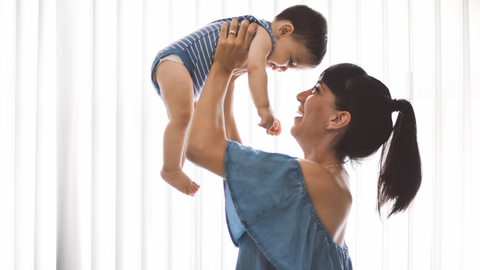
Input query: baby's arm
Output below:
<box><xmin>224</xmin><ymin>75</ymin><xmax>243</xmax><ymax>144</ymax></box>
<box><xmin>247</xmin><ymin>26</ymin><xmax>275</xmax><ymax>130</ymax></box>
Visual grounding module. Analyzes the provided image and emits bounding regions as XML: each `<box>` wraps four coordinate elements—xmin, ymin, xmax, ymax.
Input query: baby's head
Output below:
<box><xmin>269</xmin><ymin>5</ymin><xmax>327</xmax><ymax>71</ymax></box>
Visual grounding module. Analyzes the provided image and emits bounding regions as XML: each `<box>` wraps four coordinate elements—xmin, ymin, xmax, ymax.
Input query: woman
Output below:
<box><xmin>186</xmin><ymin>19</ymin><xmax>421</xmax><ymax>270</ymax></box>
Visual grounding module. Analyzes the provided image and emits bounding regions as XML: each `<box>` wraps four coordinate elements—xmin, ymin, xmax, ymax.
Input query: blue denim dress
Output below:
<box><xmin>224</xmin><ymin>140</ymin><xmax>353</xmax><ymax>270</ymax></box>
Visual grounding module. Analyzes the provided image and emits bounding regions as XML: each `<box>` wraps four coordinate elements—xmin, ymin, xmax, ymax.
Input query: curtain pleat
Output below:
<box><xmin>0</xmin><ymin>0</ymin><xmax>16</xmax><ymax>269</ymax></box>
<box><xmin>469</xmin><ymin>3</ymin><xmax>480</xmax><ymax>269</ymax></box>
<box><xmin>461</xmin><ymin>1</ymin><xmax>473</xmax><ymax>269</ymax></box>
<box><xmin>15</xmin><ymin>0</ymin><xmax>39</xmax><ymax>269</ymax></box>
<box><xmin>35</xmin><ymin>0</ymin><xmax>57</xmax><ymax>269</ymax></box>
<box><xmin>56</xmin><ymin>0</ymin><xmax>93</xmax><ymax>268</ymax></box>
<box><xmin>1</xmin><ymin>0</ymin><xmax>479</xmax><ymax>269</ymax></box>
<box><xmin>92</xmin><ymin>0</ymin><xmax>117</xmax><ymax>269</ymax></box>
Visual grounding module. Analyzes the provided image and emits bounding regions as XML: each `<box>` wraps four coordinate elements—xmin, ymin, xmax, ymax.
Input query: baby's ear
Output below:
<box><xmin>278</xmin><ymin>23</ymin><xmax>294</xmax><ymax>37</ymax></box>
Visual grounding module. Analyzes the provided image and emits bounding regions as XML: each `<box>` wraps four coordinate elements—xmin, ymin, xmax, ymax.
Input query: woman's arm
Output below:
<box><xmin>186</xmin><ymin>19</ymin><xmax>256</xmax><ymax>178</ymax></box>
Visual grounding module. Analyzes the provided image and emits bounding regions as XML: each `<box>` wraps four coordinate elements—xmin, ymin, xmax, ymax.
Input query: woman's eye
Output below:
<box><xmin>288</xmin><ymin>60</ymin><xmax>294</xmax><ymax>66</ymax></box>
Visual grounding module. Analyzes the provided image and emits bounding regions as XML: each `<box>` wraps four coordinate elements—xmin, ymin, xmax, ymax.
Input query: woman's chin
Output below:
<box><xmin>293</xmin><ymin>116</ymin><xmax>303</xmax><ymax>123</ymax></box>
<box><xmin>290</xmin><ymin>118</ymin><xmax>302</xmax><ymax>137</ymax></box>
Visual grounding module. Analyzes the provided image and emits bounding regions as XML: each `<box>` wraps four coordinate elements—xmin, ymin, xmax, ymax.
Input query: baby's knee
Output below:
<box><xmin>169</xmin><ymin>110</ymin><xmax>194</xmax><ymax>127</ymax></box>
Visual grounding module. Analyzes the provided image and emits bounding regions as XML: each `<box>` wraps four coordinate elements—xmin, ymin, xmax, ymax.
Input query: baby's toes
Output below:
<box><xmin>188</xmin><ymin>184</ymin><xmax>199</xmax><ymax>196</ymax></box>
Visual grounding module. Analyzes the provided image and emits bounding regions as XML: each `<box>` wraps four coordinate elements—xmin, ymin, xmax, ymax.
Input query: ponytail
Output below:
<box><xmin>321</xmin><ymin>63</ymin><xmax>422</xmax><ymax>218</ymax></box>
<box><xmin>377</xmin><ymin>99</ymin><xmax>422</xmax><ymax>217</ymax></box>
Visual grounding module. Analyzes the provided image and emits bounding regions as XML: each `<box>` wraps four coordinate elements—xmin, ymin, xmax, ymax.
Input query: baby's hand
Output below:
<box><xmin>258</xmin><ymin>107</ymin><xmax>275</xmax><ymax>129</ymax></box>
<box><xmin>266</xmin><ymin>119</ymin><xmax>282</xmax><ymax>136</ymax></box>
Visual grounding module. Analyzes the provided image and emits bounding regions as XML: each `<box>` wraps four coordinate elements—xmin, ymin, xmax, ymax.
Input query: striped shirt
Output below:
<box><xmin>151</xmin><ymin>15</ymin><xmax>275</xmax><ymax>99</ymax></box>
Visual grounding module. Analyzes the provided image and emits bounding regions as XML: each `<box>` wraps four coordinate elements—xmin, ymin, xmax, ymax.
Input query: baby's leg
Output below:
<box><xmin>156</xmin><ymin>60</ymin><xmax>200</xmax><ymax>196</ymax></box>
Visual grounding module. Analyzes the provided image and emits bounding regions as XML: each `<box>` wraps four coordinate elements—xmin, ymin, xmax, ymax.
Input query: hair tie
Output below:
<box><xmin>391</xmin><ymin>99</ymin><xmax>402</xmax><ymax>112</ymax></box>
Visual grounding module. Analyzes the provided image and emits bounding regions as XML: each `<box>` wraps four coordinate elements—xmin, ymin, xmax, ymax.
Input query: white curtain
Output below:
<box><xmin>1</xmin><ymin>0</ymin><xmax>479</xmax><ymax>269</ymax></box>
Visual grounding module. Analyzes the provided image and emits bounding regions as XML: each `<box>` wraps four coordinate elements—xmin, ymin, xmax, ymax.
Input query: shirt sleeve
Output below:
<box><xmin>223</xmin><ymin>140</ymin><xmax>353</xmax><ymax>270</ymax></box>
<box><xmin>223</xmin><ymin>141</ymin><xmax>304</xmax><ymax>245</ymax></box>
<box><xmin>223</xmin><ymin>140</ymin><xmax>306</xmax><ymax>265</ymax></box>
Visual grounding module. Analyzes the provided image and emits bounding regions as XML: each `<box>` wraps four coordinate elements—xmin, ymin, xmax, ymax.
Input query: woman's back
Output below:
<box><xmin>298</xmin><ymin>160</ymin><xmax>352</xmax><ymax>247</ymax></box>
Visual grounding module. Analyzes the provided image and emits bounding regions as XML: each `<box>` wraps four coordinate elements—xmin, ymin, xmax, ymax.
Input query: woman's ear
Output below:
<box><xmin>327</xmin><ymin>111</ymin><xmax>351</xmax><ymax>130</ymax></box>
<box><xmin>277</xmin><ymin>23</ymin><xmax>294</xmax><ymax>37</ymax></box>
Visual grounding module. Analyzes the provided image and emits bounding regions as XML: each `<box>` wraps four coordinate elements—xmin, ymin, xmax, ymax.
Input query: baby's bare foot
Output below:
<box><xmin>161</xmin><ymin>167</ymin><xmax>200</xmax><ymax>196</ymax></box>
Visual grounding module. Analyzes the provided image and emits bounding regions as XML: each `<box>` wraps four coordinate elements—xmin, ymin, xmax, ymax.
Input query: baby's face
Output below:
<box><xmin>266</xmin><ymin>36</ymin><xmax>314</xmax><ymax>72</ymax></box>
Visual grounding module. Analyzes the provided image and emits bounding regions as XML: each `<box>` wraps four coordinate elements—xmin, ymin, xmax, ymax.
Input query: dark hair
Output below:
<box><xmin>274</xmin><ymin>5</ymin><xmax>327</xmax><ymax>66</ymax></box>
<box><xmin>320</xmin><ymin>63</ymin><xmax>422</xmax><ymax>217</ymax></box>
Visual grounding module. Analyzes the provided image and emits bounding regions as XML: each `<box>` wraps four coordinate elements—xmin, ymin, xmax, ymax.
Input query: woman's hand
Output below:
<box><xmin>186</xmin><ymin>19</ymin><xmax>256</xmax><ymax>179</ymax></box>
<box><xmin>213</xmin><ymin>19</ymin><xmax>257</xmax><ymax>74</ymax></box>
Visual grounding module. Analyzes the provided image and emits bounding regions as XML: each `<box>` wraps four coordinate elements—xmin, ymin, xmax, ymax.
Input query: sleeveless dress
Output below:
<box><xmin>151</xmin><ymin>15</ymin><xmax>275</xmax><ymax>99</ymax></box>
<box><xmin>224</xmin><ymin>140</ymin><xmax>353</xmax><ymax>270</ymax></box>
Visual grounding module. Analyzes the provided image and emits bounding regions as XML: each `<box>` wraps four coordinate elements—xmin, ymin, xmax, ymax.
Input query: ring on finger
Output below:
<box><xmin>229</xmin><ymin>31</ymin><xmax>237</xmax><ymax>35</ymax></box>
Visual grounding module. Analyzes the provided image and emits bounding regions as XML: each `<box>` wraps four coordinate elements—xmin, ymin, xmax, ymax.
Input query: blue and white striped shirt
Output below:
<box><xmin>151</xmin><ymin>15</ymin><xmax>275</xmax><ymax>99</ymax></box>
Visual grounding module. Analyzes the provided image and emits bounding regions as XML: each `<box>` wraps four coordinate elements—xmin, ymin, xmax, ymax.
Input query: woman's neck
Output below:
<box><xmin>301</xmin><ymin>141</ymin><xmax>342</xmax><ymax>168</ymax></box>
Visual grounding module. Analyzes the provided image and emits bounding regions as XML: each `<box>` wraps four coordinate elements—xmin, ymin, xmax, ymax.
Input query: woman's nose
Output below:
<box><xmin>278</xmin><ymin>66</ymin><xmax>287</xmax><ymax>72</ymax></box>
<box><xmin>296</xmin><ymin>89</ymin><xmax>310</xmax><ymax>102</ymax></box>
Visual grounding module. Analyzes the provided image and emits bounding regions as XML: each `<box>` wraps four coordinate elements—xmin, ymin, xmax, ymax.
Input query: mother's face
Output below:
<box><xmin>290</xmin><ymin>81</ymin><xmax>338</xmax><ymax>141</ymax></box>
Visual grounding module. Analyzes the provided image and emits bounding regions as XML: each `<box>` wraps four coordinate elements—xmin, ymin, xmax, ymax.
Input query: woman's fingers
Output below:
<box><xmin>229</xmin><ymin>19</ymin><xmax>239</xmax><ymax>39</ymax></box>
<box><xmin>220</xmin><ymin>22</ymin><xmax>228</xmax><ymax>40</ymax></box>
<box><xmin>235</xmin><ymin>19</ymin><xmax>248</xmax><ymax>41</ymax></box>
<box><xmin>244</xmin><ymin>22</ymin><xmax>256</xmax><ymax>49</ymax></box>
<box><xmin>234</xmin><ymin>20</ymin><xmax>257</xmax><ymax>49</ymax></box>
<box><xmin>213</xmin><ymin>19</ymin><xmax>256</xmax><ymax>72</ymax></box>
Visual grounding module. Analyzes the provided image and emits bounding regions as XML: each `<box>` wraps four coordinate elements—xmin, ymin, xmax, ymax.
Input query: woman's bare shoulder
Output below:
<box><xmin>297</xmin><ymin>159</ymin><xmax>350</xmax><ymax>196</ymax></box>
<box><xmin>297</xmin><ymin>159</ymin><xmax>352</xmax><ymax>244</ymax></box>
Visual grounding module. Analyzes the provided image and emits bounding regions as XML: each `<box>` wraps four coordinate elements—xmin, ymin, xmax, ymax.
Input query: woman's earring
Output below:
<box><xmin>326</xmin><ymin>123</ymin><xmax>329</xmax><ymax>128</ymax></box>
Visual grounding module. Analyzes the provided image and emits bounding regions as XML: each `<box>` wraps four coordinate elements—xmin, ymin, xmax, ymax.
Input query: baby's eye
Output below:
<box><xmin>313</xmin><ymin>83</ymin><xmax>320</xmax><ymax>93</ymax></box>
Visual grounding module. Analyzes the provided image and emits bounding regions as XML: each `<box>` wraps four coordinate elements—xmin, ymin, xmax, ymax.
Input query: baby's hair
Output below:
<box><xmin>274</xmin><ymin>5</ymin><xmax>328</xmax><ymax>66</ymax></box>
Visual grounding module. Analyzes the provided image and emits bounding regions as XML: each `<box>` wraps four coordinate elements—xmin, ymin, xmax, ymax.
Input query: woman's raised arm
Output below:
<box><xmin>186</xmin><ymin>19</ymin><xmax>256</xmax><ymax>178</ymax></box>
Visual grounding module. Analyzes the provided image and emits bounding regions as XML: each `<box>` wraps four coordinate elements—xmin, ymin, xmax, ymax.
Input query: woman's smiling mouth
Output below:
<box><xmin>297</xmin><ymin>108</ymin><xmax>304</xmax><ymax>117</ymax></box>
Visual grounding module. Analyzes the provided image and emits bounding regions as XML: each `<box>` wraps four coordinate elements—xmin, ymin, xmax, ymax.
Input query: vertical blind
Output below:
<box><xmin>1</xmin><ymin>0</ymin><xmax>479</xmax><ymax>269</ymax></box>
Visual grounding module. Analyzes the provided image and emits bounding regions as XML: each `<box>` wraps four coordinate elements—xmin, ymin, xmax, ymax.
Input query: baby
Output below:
<box><xmin>151</xmin><ymin>5</ymin><xmax>327</xmax><ymax>196</ymax></box>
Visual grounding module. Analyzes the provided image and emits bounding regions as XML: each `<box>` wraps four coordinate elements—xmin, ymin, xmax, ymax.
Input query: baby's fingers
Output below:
<box><xmin>267</xmin><ymin>120</ymin><xmax>282</xmax><ymax>136</ymax></box>
<box><xmin>258</xmin><ymin>118</ymin><xmax>274</xmax><ymax>129</ymax></box>
<box><xmin>274</xmin><ymin>119</ymin><xmax>281</xmax><ymax>130</ymax></box>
